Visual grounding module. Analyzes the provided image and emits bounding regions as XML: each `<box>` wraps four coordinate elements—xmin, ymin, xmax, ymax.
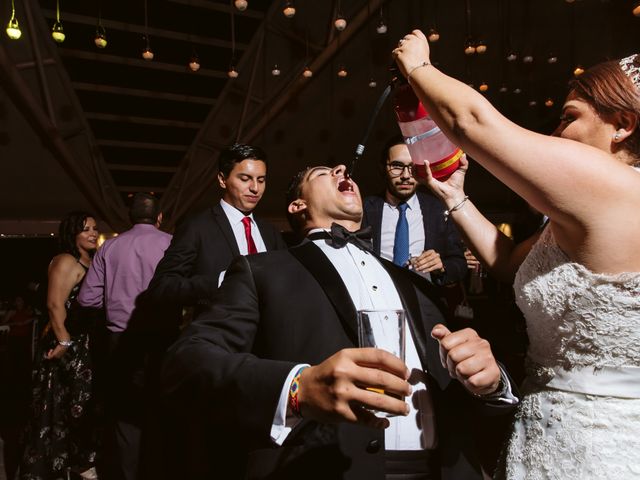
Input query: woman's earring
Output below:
<box><xmin>614</xmin><ymin>131</ymin><xmax>621</xmax><ymax>142</ymax></box>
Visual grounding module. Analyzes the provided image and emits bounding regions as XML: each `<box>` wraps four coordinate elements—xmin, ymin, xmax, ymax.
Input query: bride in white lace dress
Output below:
<box><xmin>393</xmin><ymin>32</ymin><xmax>640</xmax><ymax>478</ymax></box>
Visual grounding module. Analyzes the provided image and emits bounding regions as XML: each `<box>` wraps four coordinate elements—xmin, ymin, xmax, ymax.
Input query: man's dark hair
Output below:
<box><xmin>285</xmin><ymin>167</ymin><xmax>312</xmax><ymax>234</ymax></box>
<box><xmin>380</xmin><ymin>135</ymin><xmax>406</xmax><ymax>170</ymax></box>
<box><xmin>218</xmin><ymin>143</ymin><xmax>268</xmax><ymax>177</ymax></box>
<box><xmin>58</xmin><ymin>211</ymin><xmax>95</xmax><ymax>259</ymax></box>
<box><xmin>129</xmin><ymin>193</ymin><xmax>161</xmax><ymax>225</ymax></box>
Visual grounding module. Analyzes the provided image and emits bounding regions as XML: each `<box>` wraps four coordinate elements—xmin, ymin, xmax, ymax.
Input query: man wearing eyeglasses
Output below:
<box><xmin>362</xmin><ymin>136</ymin><xmax>467</xmax><ymax>287</ymax></box>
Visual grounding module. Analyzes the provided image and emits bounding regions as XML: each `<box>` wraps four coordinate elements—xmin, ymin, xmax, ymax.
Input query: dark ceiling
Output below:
<box><xmin>1</xmin><ymin>0</ymin><xmax>639</xmax><ymax>234</ymax></box>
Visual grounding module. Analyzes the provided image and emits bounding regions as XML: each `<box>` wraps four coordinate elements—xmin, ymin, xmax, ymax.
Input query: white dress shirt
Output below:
<box><xmin>380</xmin><ymin>193</ymin><xmax>425</xmax><ymax>264</ymax></box>
<box><xmin>220</xmin><ymin>199</ymin><xmax>267</xmax><ymax>255</ymax></box>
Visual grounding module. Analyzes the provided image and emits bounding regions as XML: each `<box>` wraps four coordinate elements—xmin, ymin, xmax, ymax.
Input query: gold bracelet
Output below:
<box><xmin>407</xmin><ymin>61</ymin><xmax>431</xmax><ymax>83</ymax></box>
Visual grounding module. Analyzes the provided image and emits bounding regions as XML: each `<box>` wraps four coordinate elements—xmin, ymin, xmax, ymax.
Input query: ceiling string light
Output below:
<box><xmin>51</xmin><ymin>0</ymin><xmax>65</xmax><ymax>43</ymax></box>
<box><xmin>234</xmin><ymin>0</ymin><xmax>248</xmax><ymax>12</ymax></box>
<box><xmin>94</xmin><ymin>1</ymin><xmax>107</xmax><ymax>48</ymax></box>
<box><xmin>426</xmin><ymin>0</ymin><xmax>440</xmax><ymax>42</ymax></box>
<box><xmin>376</xmin><ymin>6</ymin><xmax>387</xmax><ymax>34</ymax></box>
<box><xmin>188</xmin><ymin>46</ymin><xmax>201</xmax><ymax>71</ymax></box>
<box><xmin>633</xmin><ymin>1</ymin><xmax>640</xmax><ymax>17</ymax></box>
<box><xmin>366</xmin><ymin>0</ymin><xmax>376</xmax><ymax>88</ymax></box>
<box><xmin>5</xmin><ymin>0</ymin><xmax>21</xmax><ymax>40</ymax></box>
<box><xmin>463</xmin><ymin>0</ymin><xmax>475</xmax><ymax>55</ymax></box>
<box><xmin>283</xmin><ymin>1</ymin><xmax>296</xmax><ymax>18</ymax></box>
<box><xmin>302</xmin><ymin>29</ymin><xmax>313</xmax><ymax>77</ymax></box>
<box><xmin>228</xmin><ymin>0</ymin><xmax>238</xmax><ymax>77</ymax></box>
<box><xmin>141</xmin><ymin>0</ymin><xmax>153</xmax><ymax>60</ymax></box>
<box><xmin>334</xmin><ymin>0</ymin><xmax>347</xmax><ymax>31</ymax></box>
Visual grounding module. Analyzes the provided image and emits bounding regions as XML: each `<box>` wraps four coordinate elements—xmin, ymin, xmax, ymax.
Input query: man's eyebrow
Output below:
<box><xmin>305</xmin><ymin>166</ymin><xmax>331</xmax><ymax>179</ymax></box>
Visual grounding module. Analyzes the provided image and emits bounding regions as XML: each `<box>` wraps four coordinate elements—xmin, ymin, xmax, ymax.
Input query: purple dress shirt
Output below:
<box><xmin>78</xmin><ymin>223</ymin><xmax>172</xmax><ymax>332</ymax></box>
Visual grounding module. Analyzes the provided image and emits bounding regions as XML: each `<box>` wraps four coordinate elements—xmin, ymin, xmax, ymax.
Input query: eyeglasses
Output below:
<box><xmin>386</xmin><ymin>162</ymin><xmax>414</xmax><ymax>177</ymax></box>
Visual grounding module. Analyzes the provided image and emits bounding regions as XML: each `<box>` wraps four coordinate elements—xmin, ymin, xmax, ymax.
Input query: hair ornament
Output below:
<box><xmin>619</xmin><ymin>54</ymin><xmax>640</xmax><ymax>91</ymax></box>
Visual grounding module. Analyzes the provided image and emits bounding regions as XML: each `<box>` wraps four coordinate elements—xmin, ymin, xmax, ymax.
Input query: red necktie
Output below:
<box><xmin>242</xmin><ymin>216</ymin><xmax>258</xmax><ymax>255</ymax></box>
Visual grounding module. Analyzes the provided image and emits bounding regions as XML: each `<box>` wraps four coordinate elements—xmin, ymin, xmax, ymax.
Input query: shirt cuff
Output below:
<box><xmin>270</xmin><ymin>363</ymin><xmax>310</xmax><ymax>446</ymax></box>
<box><xmin>478</xmin><ymin>367</ymin><xmax>519</xmax><ymax>405</ymax></box>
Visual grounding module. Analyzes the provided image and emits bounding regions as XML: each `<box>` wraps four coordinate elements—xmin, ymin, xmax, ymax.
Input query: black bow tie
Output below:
<box><xmin>308</xmin><ymin>223</ymin><xmax>373</xmax><ymax>252</ymax></box>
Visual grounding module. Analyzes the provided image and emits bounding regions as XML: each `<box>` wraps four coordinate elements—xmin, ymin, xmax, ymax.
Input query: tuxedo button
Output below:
<box><xmin>361</xmin><ymin>261</ymin><xmax>366</xmax><ymax>266</ymax></box>
<box><xmin>366</xmin><ymin>439</ymin><xmax>381</xmax><ymax>453</ymax></box>
<box><xmin>372</xmin><ymin>285</ymin><xmax>378</xmax><ymax>291</ymax></box>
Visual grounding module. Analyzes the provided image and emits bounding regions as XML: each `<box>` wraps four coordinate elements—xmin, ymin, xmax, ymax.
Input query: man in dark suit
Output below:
<box><xmin>362</xmin><ymin>137</ymin><xmax>466</xmax><ymax>286</ymax></box>
<box><xmin>162</xmin><ymin>164</ymin><xmax>518</xmax><ymax>480</ymax></box>
<box><xmin>146</xmin><ymin>143</ymin><xmax>286</xmax><ymax>318</ymax></box>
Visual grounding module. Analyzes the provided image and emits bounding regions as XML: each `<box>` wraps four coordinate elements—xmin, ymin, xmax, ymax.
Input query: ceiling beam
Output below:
<box><xmin>86</xmin><ymin>112</ymin><xmax>201</xmax><ymax>129</ymax></box>
<box><xmin>117</xmin><ymin>186</ymin><xmax>167</xmax><ymax>193</ymax></box>
<box><xmin>107</xmin><ymin>164</ymin><xmax>179</xmax><ymax>173</ymax></box>
<box><xmin>97</xmin><ymin>140</ymin><xmax>188</xmax><ymax>152</ymax></box>
<box><xmin>167</xmin><ymin>0</ymin><xmax>264</xmax><ymax>20</ymax></box>
<box><xmin>41</xmin><ymin>10</ymin><xmax>249</xmax><ymax>50</ymax></box>
<box><xmin>72</xmin><ymin>82</ymin><xmax>216</xmax><ymax>105</ymax></box>
<box><xmin>58</xmin><ymin>48</ymin><xmax>228</xmax><ymax>78</ymax></box>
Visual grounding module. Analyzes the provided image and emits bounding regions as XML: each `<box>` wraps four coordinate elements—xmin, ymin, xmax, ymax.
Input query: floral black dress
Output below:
<box><xmin>20</xmin><ymin>264</ymin><xmax>99</xmax><ymax>479</ymax></box>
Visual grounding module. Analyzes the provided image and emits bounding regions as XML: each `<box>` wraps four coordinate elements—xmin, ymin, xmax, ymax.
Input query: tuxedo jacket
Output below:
<box><xmin>146</xmin><ymin>203</ymin><xmax>286</xmax><ymax>315</ymax></box>
<box><xmin>362</xmin><ymin>190</ymin><xmax>467</xmax><ymax>286</ymax></box>
<box><xmin>161</xmin><ymin>241</ymin><xmax>517</xmax><ymax>480</ymax></box>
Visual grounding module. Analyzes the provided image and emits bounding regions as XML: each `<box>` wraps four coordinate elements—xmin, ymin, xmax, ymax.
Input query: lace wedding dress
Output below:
<box><xmin>501</xmin><ymin>227</ymin><xmax>640</xmax><ymax>479</ymax></box>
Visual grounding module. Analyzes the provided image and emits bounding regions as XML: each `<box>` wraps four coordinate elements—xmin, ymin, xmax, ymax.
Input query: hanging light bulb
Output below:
<box><xmin>334</xmin><ymin>14</ymin><xmax>347</xmax><ymax>31</ymax></box>
<box><xmin>51</xmin><ymin>21</ymin><xmax>65</xmax><ymax>42</ymax></box>
<box><xmin>464</xmin><ymin>39</ymin><xmax>476</xmax><ymax>55</ymax></box>
<box><xmin>142</xmin><ymin>46</ymin><xmax>154</xmax><ymax>60</ymax></box>
<box><xmin>234</xmin><ymin>0</ymin><xmax>248</xmax><ymax>11</ymax></box>
<box><xmin>51</xmin><ymin>0</ymin><xmax>65</xmax><ymax>43</ymax></box>
<box><xmin>368</xmin><ymin>78</ymin><xmax>377</xmax><ymax>88</ymax></box>
<box><xmin>633</xmin><ymin>1</ymin><xmax>640</xmax><ymax>16</ymax></box>
<box><xmin>376</xmin><ymin>18</ymin><xmax>387</xmax><ymax>34</ymax></box>
<box><xmin>506</xmin><ymin>51</ymin><xmax>518</xmax><ymax>62</ymax></box>
<box><xmin>544</xmin><ymin>97</ymin><xmax>554</xmax><ymax>107</ymax></box>
<box><xmin>228</xmin><ymin>63</ymin><xmax>239</xmax><ymax>78</ymax></box>
<box><xmin>427</xmin><ymin>28</ymin><xmax>440</xmax><ymax>42</ymax></box>
<box><xmin>188</xmin><ymin>53</ymin><xmax>201</xmax><ymax>72</ymax></box>
<box><xmin>271</xmin><ymin>64</ymin><xmax>281</xmax><ymax>76</ymax></box>
<box><xmin>6</xmin><ymin>17</ymin><xmax>21</xmax><ymax>39</ymax></box>
<box><xmin>547</xmin><ymin>53</ymin><xmax>558</xmax><ymax>64</ymax></box>
<box><xmin>528</xmin><ymin>99</ymin><xmax>537</xmax><ymax>107</ymax></box>
<box><xmin>513</xmin><ymin>87</ymin><xmax>522</xmax><ymax>94</ymax></box>
<box><xmin>283</xmin><ymin>1</ymin><xmax>296</xmax><ymax>18</ymax></box>
<box><xmin>573</xmin><ymin>65</ymin><xmax>584</xmax><ymax>76</ymax></box>
<box><xmin>475</xmin><ymin>40</ymin><xmax>487</xmax><ymax>54</ymax></box>
<box><xmin>479</xmin><ymin>82</ymin><xmax>489</xmax><ymax>92</ymax></box>
<box><xmin>302</xmin><ymin>65</ymin><xmax>313</xmax><ymax>78</ymax></box>
<box><xmin>94</xmin><ymin>25</ymin><xmax>107</xmax><ymax>48</ymax></box>
<box><xmin>522</xmin><ymin>54</ymin><xmax>534</xmax><ymax>64</ymax></box>
<box><xmin>499</xmin><ymin>84</ymin><xmax>508</xmax><ymax>93</ymax></box>
<box><xmin>5</xmin><ymin>0</ymin><xmax>21</xmax><ymax>40</ymax></box>
<box><xmin>337</xmin><ymin>65</ymin><xmax>348</xmax><ymax>77</ymax></box>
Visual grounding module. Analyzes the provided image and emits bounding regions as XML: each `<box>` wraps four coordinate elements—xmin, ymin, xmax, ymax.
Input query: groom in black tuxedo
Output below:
<box><xmin>162</xmin><ymin>164</ymin><xmax>518</xmax><ymax>480</ymax></box>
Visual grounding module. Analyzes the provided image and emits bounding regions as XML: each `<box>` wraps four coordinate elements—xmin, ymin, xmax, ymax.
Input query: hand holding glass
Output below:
<box><xmin>356</xmin><ymin>309</ymin><xmax>406</xmax><ymax>417</ymax></box>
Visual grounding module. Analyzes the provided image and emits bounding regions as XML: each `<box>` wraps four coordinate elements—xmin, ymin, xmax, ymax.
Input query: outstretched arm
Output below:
<box><xmin>393</xmin><ymin>30</ymin><xmax>640</xmax><ymax>273</ymax></box>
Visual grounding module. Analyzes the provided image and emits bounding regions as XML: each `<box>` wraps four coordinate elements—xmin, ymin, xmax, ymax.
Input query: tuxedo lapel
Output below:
<box><xmin>289</xmin><ymin>241</ymin><xmax>359</xmax><ymax>346</ymax></box>
<box><xmin>368</xmin><ymin>196</ymin><xmax>384</xmax><ymax>256</ymax></box>
<box><xmin>212</xmin><ymin>204</ymin><xmax>241</xmax><ymax>257</ymax></box>
<box><xmin>380</xmin><ymin>258</ymin><xmax>451</xmax><ymax>391</ymax></box>
<box><xmin>254</xmin><ymin>217</ymin><xmax>276</xmax><ymax>250</ymax></box>
<box><xmin>417</xmin><ymin>191</ymin><xmax>432</xmax><ymax>251</ymax></box>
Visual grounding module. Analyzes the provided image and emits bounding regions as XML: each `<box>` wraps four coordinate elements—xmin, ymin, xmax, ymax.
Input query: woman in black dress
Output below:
<box><xmin>20</xmin><ymin>211</ymin><xmax>100</xmax><ymax>480</ymax></box>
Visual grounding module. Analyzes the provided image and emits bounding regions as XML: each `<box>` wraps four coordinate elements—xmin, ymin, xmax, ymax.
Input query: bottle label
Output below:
<box><xmin>404</xmin><ymin>125</ymin><xmax>440</xmax><ymax>145</ymax></box>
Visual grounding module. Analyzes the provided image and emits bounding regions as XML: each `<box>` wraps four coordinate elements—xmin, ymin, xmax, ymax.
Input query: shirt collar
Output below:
<box><xmin>384</xmin><ymin>192</ymin><xmax>418</xmax><ymax>211</ymax></box>
<box><xmin>220</xmin><ymin>198</ymin><xmax>254</xmax><ymax>224</ymax></box>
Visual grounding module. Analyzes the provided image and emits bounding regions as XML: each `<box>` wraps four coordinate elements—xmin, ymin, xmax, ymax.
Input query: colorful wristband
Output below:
<box><xmin>288</xmin><ymin>366</ymin><xmax>308</xmax><ymax>417</ymax></box>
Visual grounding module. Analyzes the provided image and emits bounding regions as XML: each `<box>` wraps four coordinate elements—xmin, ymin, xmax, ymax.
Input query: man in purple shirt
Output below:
<box><xmin>78</xmin><ymin>193</ymin><xmax>171</xmax><ymax>480</ymax></box>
